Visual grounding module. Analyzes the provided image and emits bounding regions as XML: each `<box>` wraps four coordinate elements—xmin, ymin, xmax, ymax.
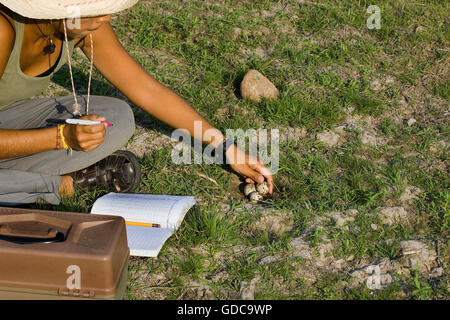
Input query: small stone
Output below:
<box><xmin>371</xmin><ymin>223</ymin><xmax>378</xmax><ymax>230</ymax></box>
<box><xmin>248</xmin><ymin>191</ymin><xmax>263</xmax><ymax>204</ymax></box>
<box><xmin>244</xmin><ymin>183</ymin><xmax>256</xmax><ymax>196</ymax></box>
<box><xmin>415</xmin><ymin>26</ymin><xmax>425</xmax><ymax>33</ymax></box>
<box><xmin>255</xmin><ymin>182</ymin><xmax>269</xmax><ymax>195</ymax></box>
<box><xmin>407</xmin><ymin>118</ymin><xmax>417</xmax><ymax>127</ymax></box>
<box><xmin>240</xmin><ymin>70</ymin><xmax>279</xmax><ymax>102</ymax></box>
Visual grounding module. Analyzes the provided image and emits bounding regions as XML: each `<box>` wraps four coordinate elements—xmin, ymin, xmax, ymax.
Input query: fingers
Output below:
<box><xmin>255</xmin><ymin>163</ymin><xmax>274</xmax><ymax>194</ymax></box>
<box><xmin>63</xmin><ymin>114</ymin><xmax>107</xmax><ymax>151</ymax></box>
<box><xmin>83</xmin><ymin>123</ymin><xmax>106</xmax><ymax>134</ymax></box>
<box><xmin>265</xmin><ymin>172</ymin><xmax>274</xmax><ymax>194</ymax></box>
<box><xmin>82</xmin><ymin>139</ymin><xmax>104</xmax><ymax>152</ymax></box>
<box><xmin>242</xmin><ymin>163</ymin><xmax>274</xmax><ymax>194</ymax></box>
<box><xmin>240</xmin><ymin>165</ymin><xmax>265</xmax><ymax>184</ymax></box>
<box><xmin>78</xmin><ymin>137</ymin><xmax>104</xmax><ymax>151</ymax></box>
<box><xmin>79</xmin><ymin>114</ymin><xmax>107</xmax><ymax>134</ymax></box>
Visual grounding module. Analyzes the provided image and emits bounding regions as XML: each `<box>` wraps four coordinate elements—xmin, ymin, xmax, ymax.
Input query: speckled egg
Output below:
<box><xmin>255</xmin><ymin>182</ymin><xmax>269</xmax><ymax>195</ymax></box>
<box><xmin>244</xmin><ymin>183</ymin><xmax>256</xmax><ymax>196</ymax></box>
<box><xmin>248</xmin><ymin>191</ymin><xmax>263</xmax><ymax>203</ymax></box>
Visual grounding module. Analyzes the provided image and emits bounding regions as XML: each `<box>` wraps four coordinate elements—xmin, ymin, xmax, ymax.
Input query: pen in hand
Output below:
<box><xmin>65</xmin><ymin>118</ymin><xmax>113</xmax><ymax>127</ymax></box>
<box><xmin>47</xmin><ymin>118</ymin><xmax>113</xmax><ymax>127</ymax></box>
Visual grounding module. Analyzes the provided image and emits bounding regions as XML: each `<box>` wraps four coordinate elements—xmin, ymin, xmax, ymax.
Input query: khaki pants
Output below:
<box><xmin>0</xmin><ymin>95</ymin><xmax>135</xmax><ymax>205</ymax></box>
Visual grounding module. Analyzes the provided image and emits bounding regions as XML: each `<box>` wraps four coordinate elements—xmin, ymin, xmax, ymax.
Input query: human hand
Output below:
<box><xmin>63</xmin><ymin>114</ymin><xmax>107</xmax><ymax>152</ymax></box>
<box><xmin>225</xmin><ymin>145</ymin><xmax>274</xmax><ymax>194</ymax></box>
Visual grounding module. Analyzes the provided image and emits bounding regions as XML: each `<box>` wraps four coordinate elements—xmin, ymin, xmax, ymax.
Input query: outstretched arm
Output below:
<box><xmin>81</xmin><ymin>23</ymin><xmax>273</xmax><ymax>192</ymax></box>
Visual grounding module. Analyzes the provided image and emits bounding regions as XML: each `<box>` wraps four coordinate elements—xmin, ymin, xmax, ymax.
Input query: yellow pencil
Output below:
<box><xmin>126</xmin><ymin>221</ymin><xmax>161</xmax><ymax>228</ymax></box>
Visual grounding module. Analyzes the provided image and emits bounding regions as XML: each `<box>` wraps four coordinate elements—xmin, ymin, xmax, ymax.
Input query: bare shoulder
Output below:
<box><xmin>0</xmin><ymin>7</ymin><xmax>15</xmax><ymax>79</ymax></box>
<box><xmin>0</xmin><ymin>6</ymin><xmax>14</xmax><ymax>41</ymax></box>
<box><xmin>81</xmin><ymin>22</ymin><xmax>119</xmax><ymax>51</ymax></box>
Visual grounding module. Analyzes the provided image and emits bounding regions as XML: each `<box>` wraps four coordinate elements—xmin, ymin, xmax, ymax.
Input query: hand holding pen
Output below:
<box><xmin>62</xmin><ymin>114</ymin><xmax>111</xmax><ymax>152</ymax></box>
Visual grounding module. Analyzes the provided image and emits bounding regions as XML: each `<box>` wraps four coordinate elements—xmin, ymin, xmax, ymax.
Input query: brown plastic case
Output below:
<box><xmin>0</xmin><ymin>206</ymin><xmax>129</xmax><ymax>300</ymax></box>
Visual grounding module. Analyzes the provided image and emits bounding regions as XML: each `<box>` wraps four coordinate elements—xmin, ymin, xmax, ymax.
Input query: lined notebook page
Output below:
<box><xmin>90</xmin><ymin>193</ymin><xmax>196</xmax><ymax>257</ymax></box>
<box><xmin>126</xmin><ymin>225</ymin><xmax>173</xmax><ymax>257</ymax></box>
<box><xmin>91</xmin><ymin>193</ymin><xmax>196</xmax><ymax>229</ymax></box>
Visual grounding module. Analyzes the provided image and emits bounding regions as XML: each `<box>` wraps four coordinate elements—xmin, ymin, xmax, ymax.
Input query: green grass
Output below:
<box><xmin>33</xmin><ymin>0</ymin><xmax>450</xmax><ymax>300</ymax></box>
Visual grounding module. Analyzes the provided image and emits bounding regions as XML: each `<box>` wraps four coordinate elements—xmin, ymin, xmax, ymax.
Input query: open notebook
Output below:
<box><xmin>91</xmin><ymin>193</ymin><xmax>196</xmax><ymax>257</ymax></box>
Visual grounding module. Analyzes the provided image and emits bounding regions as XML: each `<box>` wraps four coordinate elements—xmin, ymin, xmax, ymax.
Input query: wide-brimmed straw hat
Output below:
<box><xmin>0</xmin><ymin>0</ymin><xmax>139</xmax><ymax>19</ymax></box>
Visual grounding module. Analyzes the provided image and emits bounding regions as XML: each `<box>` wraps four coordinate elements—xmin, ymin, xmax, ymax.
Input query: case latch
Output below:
<box><xmin>57</xmin><ymin>287</ymin><xmax>95</xmax><ymax>298</ymax></box>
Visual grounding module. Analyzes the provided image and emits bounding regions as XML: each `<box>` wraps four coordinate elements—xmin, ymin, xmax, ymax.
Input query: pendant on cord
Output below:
<box><xmin>43</xmin><ymin>37</ymin><xmax>56</xmax><ymax>55</ymax></box>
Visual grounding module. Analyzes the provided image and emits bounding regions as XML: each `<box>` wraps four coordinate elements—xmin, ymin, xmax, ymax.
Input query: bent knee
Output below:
<box><xmin>110</xmin><ymin>98</ymin><xmax>135</xmax><ymax>141</ymax></box>
<box><xmin>94</xmin><ymin>96</ymin><xmax>136</xmax><ymax>148</ymax></box>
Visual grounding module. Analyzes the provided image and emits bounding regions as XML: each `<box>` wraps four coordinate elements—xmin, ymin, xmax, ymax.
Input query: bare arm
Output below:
<box><xmin>0</xmin><ymin>11</ymin><xmax>55</xmax><ymax>160</ymax></box>
<box><xmin>81</xmin><ymin>23</ymin><xmax>274</xmax><ymax>191</ymax></box>
<box><xmin>0</xmin><ymin>9</ymin><xmax>14</xmax><ymax>84</ymax></box>
<box><xmin>0</xmin><ymin>13</ymin><xmax>61</xmax><ymax>159</ymax></box>
<box><xmin>0</xmin><ymin>128</ymin><xmax>59</xmax><ymax>159</ymax></box>
<box><xmin>81</xmin><ymin>23</ymin><xmax>223</xmax><ymax>145</ymax></box>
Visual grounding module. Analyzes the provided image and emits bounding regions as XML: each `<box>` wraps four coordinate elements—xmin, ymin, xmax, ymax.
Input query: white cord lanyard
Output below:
<box><xmin>62</xmin><ymin>20</ymin><xmax>94</xmax><ymax>116</ymax></box>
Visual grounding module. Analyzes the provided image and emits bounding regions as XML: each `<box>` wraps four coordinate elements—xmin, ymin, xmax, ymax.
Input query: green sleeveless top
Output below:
<box><xmin>0</xmin><ymin>13</ymin><xmax>75</xmax><ymax>110</ymax></box>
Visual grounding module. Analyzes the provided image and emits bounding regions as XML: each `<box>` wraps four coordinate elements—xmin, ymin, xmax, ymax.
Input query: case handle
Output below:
<box><xmin>0</xmin><ymin>226</ymin><xmax>65</xmax><ymax>244</ymax></box>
